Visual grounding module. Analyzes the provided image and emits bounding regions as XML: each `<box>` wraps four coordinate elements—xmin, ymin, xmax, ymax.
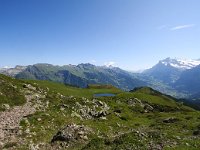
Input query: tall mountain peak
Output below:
<box><xmin>159</xmin><ymin>57</ymin><xmax>200</xmax><ymax>70</ymax></box>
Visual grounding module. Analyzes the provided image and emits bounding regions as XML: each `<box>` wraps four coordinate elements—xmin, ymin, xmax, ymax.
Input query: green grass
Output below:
<box><xmin>0</xmin><ymin>74</ymin><xmax>26</xmax><ymax>111</ymax></box>
<box><xmin>118</xmin><ymin>87</ymin><xmax>194</xmax><ymax>112</ymax></box>
<box><xmin>19</xmin><ymin>85</ymin><xmax>200</xmax><ymax>149</ymax></box>
<box><xmin>27</xmin><ymin>80</ymin><xmax>122</xmax><ymax>98</ymax></box>
<box><xmin>1</xmin><ymin>75</ymin><xmax>199</xmax><ymax>149</ymax></box>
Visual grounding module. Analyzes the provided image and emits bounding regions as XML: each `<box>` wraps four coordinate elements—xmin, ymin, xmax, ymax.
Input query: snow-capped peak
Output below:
<box><xmin>160</xmin><ymin>57</ymin><xmax>200</xmax><ymax>70</ymax></box>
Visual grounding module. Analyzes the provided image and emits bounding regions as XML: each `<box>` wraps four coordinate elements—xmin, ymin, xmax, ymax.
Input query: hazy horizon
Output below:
<box><xmin>1</xmin><ymin>0</ymin><xmax>200</xmax><ymax>70</ymax></box>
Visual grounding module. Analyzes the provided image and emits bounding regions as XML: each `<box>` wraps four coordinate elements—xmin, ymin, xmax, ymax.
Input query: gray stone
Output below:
<box><xmin>2</xmin><ymin>104</ymin><xmax>10</xmax><ymax>110</ymax></box>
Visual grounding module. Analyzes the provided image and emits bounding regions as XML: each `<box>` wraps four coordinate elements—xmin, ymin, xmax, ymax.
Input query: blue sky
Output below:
<box><xmin>0</xmin><ymin>0</ymin><xmax>200</xmax><ymax>70</ymax></box>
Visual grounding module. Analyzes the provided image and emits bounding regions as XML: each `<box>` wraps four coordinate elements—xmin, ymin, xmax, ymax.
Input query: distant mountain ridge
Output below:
<box><xmin>0</xmin><ymin>65</ymin><xmax>27</xmax><ymax>77</ymax></box>
<box><xmin>0</xmin><ymin>63</ymin><xmax>147</xmax><ymax>91</ymax></box>
<box><xmin>1</xmin><ymin>57</ymin><xmax>200</xmax><ymax>99</ymax></box>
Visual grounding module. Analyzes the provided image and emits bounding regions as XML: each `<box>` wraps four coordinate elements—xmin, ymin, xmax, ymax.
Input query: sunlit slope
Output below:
<box><xmin>0</xmin><ymin>75</ymin><xmax>199</xmax><ymax>150</ymax></box>
<box><xmin>0</xmin><ymin>74</ymin><xmax>26</xmax><ymax>111</ymax></box>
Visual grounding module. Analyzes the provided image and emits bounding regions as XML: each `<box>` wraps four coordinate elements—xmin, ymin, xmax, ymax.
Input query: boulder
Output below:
<box><xmin>163</xmin><ymin>117</ymin><xmax>179</xmax><ymax>123</ymax></box>
<box><xmin>51</xmin><ymin>123</ymin><xmax>91</xmax><ymax>144</ymax></box>
<box><xmin>2</xmin><ymin>104</ymin><xmax>10</xmax><ymax>110</ymax></box>
<box><xmin>144</xmin><ymin>104</ymin><xmax>154</xmax><ymax>112</ymax></box>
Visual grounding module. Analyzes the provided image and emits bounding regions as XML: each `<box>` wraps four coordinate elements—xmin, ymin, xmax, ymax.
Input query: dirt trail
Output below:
<box><xmin>0</xmin><ymin>92</ymin><xmax>39</xmax><ymax>146</ymax></box>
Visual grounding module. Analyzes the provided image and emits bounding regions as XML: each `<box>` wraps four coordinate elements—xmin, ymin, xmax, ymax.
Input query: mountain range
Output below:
<box><xmin>1</xmin><ymin>60</ymin><xmax>200</xmax><ymax>149</ymax></box>
<box><xmin>1</xmin><ymin>57</ymin><xmax>200</xmax><ymax>99</ymax></box>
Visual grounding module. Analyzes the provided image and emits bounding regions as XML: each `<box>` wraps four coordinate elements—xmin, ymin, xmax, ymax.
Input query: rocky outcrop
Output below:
<box><xmin>71</xmin><ymin>98</ymin><xmax>110</xmax><ymax>120</ymax></box>
<box><xmin>127</xmin><ymin>98</ymin><xmax>154</xmax><ymax>113</ymax></box>
<box><xmin>51</xmin><ymin>123</ymin><xmax>91</xmax><ymax>149</ymax></box>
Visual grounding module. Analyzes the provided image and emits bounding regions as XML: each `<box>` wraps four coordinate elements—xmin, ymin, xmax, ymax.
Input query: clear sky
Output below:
<box><xmin>0</xmin><ymin>0</ymin><xmax>200</xmax><ymax>70</ymax></box>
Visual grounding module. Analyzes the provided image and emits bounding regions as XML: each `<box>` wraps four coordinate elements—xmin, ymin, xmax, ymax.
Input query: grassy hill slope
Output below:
<box><xmin>0</xmin><ymin>74</ymin><xmax>26</xmax><ymax>111</ymax></box>
<box><xmin>0</xmin><ymin>75</ymin><xmax>200</xmax><ymax>150</ymax></box>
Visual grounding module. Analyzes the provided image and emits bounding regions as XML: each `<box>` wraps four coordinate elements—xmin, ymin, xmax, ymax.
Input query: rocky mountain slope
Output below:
<box><xmin>0</xmin><ymin>74</ymin><xmax>200</xmax><ymax>149</ymax></box>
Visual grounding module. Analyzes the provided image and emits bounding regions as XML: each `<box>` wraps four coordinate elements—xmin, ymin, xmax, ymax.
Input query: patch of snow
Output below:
<box><xmin>104</xmin><ymin>61</ymin><xmax>117</xmax><ymax>68</ymax></box>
